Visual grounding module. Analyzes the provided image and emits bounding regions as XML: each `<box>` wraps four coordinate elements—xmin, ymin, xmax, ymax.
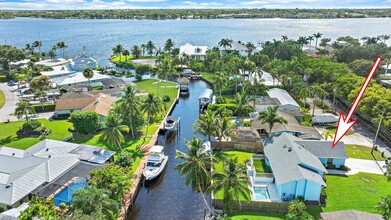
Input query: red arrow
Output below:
<box><xmin>332</xmin><ymin>56</ymin><xmax>383</xmax><ymax>148</ymax></box>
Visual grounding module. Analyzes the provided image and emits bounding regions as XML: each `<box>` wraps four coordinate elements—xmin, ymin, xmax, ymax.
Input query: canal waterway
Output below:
<box><xmin>129</xmin><ymin>79</ymin><xmax>211</xmax><ymax>220</ymax></box>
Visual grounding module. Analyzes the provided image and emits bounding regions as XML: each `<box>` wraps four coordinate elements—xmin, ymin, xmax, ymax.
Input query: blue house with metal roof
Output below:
<box><xmin>264</xmin><ymin>133</ymin><xmax>347</xmax><ymax>201</ymax></box>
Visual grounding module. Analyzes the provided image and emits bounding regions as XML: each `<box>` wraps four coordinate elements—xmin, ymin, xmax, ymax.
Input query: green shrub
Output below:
<box><xmin>315</xmin><ymin>101</ymin><xmax>331</xmax><ymax>111</ymax></box>
<box><xmin>208</xmin><ymin>104</ymin><xmax>252</xmax><ymax>116</ymax></box>
<box><xmin>327</xmin><ymin>164</ymin><xmax>337</xmax><ymax>169</ymax></box>
<box><xmin>135</xmin><ymin>75</ymin><xmax>143</xmax><ymax>81</ymax></box>
<box><xmin>162</xmin><ymin>95</ymin><xmax>171</xmax><ymax>102</ymax></box>
<box><xmin>32</xmin><ymin>104</ymin><xmax>56</xmax><ymax>113</ymax></box>
<box><xmin>297</xmin><ymin>100</ymin><xmax>310</xmax><ymax>108</ymax></box>
<box><xmin>115</xmin><ymin>151</ymin><xmax>134</xmax><ymax>168</ymax></box>
<box><xmin>340</xmin><ymin>165</ymin><xmax>350</xmax><ymax>171</ymax></box>
<box><xmin>0</xmin><ymin>75</ymin><xmax>7</xmax><ymax>83</ymax></box>
<box><xmin>242</xmin><ymin>120</ymin><xmax>252</xmax><ymax>127</ymax></box>
<box><xmin>215</xmin><ymin>96</ymin><xmax>226</xmax><ymax>104</ymax></box>
<box><xmin>70</xmin><ymin>111</ymin><xmax>100</xmax><ymax>135</ymax></box>
<box><xmin>22</xmin><ymin>119</ymin><xmax>42</xmax><ymax>131</ymax></box>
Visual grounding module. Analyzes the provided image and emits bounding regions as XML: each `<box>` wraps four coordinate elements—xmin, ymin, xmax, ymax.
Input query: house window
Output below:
<box><xmin>327</xmin><ymin>158</ymin><xmax>333</xmax><ymax>165</ymax></box>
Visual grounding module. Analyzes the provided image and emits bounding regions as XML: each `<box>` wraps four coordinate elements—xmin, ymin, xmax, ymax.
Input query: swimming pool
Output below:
<box><xmin>53</xmin><ymin>177</ymin><xmax>87</xmax><ymax>206</ymax></box>
<box><xmin>253</xmin><ymin>186</ymin><xmax>270</xmax><ymax>200</ymax></box>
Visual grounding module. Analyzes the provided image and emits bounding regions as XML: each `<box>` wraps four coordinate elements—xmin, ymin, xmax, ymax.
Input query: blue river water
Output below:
<box><xmin>1</xmin><ymin>17</ymin><xmax>391</xmax><ymax>66</ymax></box>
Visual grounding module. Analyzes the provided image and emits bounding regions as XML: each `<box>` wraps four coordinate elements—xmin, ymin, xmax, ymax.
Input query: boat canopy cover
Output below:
<box><xmin>150</xmin><ymin>145</ymin><xmax>164</xmax><ymax>154</ymax></box>
<box><xmin>199</xmin><ymin>89</ymin><xmax>213</xmax><ymax>99</ymax></box>
<box><xmin>312</xmin><ymin>114</ymin><xmax>339</xmax><ymax>123</ymax></box>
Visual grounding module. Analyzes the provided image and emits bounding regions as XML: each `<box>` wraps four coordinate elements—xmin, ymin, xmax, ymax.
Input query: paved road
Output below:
<box><xmin>0</xmin><ymin>83</ymin><xmax>19</xmax><ymax>122</ymax></box>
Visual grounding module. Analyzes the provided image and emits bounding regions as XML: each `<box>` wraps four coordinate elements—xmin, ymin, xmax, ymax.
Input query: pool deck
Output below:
<box><xmin>251</xmin><ymin>182</ymin><xmax>280</xmax><ymax>202</ymax></box>
<box><xmin>49</xmin><ymin>176</ymin><xmax>82</xmax><ymax>199</ymax></box>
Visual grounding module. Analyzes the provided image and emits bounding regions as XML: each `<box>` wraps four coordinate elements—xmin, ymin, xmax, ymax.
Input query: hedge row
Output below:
<box><xmin>32</xmin><ymin>104</ymin><xmax>56</xmax><ymax>113</ymax></box>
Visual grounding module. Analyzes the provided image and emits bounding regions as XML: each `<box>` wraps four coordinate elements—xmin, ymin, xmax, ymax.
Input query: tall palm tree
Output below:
<box><xmin>120</xmin><ymin>85</ymin><xmax>140</xmax><ymax>139</ymax></box>
<box><xmin>233</xmin><ymin>92</ymin><xmax>251</xmax><ymax>117</ymax></box>
<box><xmin>375</xmin><ymin>195</ymin><xmax>391</xmax><ymax>219</ymax></box>
<box><xmin>56</xmin><ymin>41</ymin><xmax>67</xmax><ymax>58</ymax></box>
<box><xmin>156</xmin><ymin>56</ymin><xmax>177</xmax><ymax>98</ymax></box>
<box><xmin>48</xmin><ymin>49</ymin><xmax>56</xmax><ymax>59</ymax></box>
<box><xmin>164</xmin><ymin>38</ymin><xmax>175</xmax><ymax>53</ymax></box>
<box><xmin>15</xmin><ymin>101</ymin><xmax>35</xmax><ymax>121</ymax></box>
<box><xmin>208</xmin><ymin>157</ymin><xmax>251</xmax><ymax>214</ymax></box>
<box><xmin>213</xmin><ymin>71</ymin><xmax>228</xmax><ymax>96</ymax></box>
<box><xmin>245</xmin><ymin>42</ymin><xmax>256</xmax><ymax>57</ymax></box>
<box><xmin>308</xmin><ymin>36</ymin><xmax>314</xmax><ymax>49</ymax></box>
<box><xmin>309</xmin><ymin>84</ymin><xmax>327</xmax><ymax>116</ymax></box>
<box><xmin>218</xmin><ymin>39</ymin><xmax>233</xmax><ymax>52</ymax></box>
<box><xmin>299</xmin><ymin>87</ymin><xmax>312</xmax><ymax>108</ymax></box>
<box><xmin>313</xmin><ymin>32</ymin><xmax>322</xmax><ymax>48</ymax></box>
<box><xmin>193</xmin><ymin>109</ymin><xmax>217</xmax><ymax>141</ymax></box>
<box><xmin>259</xmin><ymin>106</ymin><xmax>288</xmax><ymax>136</ymax></box>
<box><xmin>297</xmin><ymin>37</ymin><xmax>309</xmax><ymax>49</ymax></box>
<box><xmin>281</xmin><ymin>35</ymin><xmax>288</xmax><ymax>41</ymax></box>
<box><xmin>145</xmin><ymin>41</ymin><xmax>155</xmax><ymax>56</ymax></box>
<box><xmin>174</xmin><ymin>138</ymin><xmax>217</xmax><ymax>216</ymax></box>
<box><xmin>32</xmin><ymin>41</ymin><xmax>42</xmax><ymax>53</ymax></box>
<box><xmin>73</xmin><ymin>186</ymin><xmax>119</xmax><ymax>220</ymax></box>
<box><xmin>216</xmin><ymin>116</ymin><xmax>234</xmax><ymax>146</ymax></box>
<box><xmin>82</xmin><ymin>67</ymin><xmax>94</xmax><ymax>89</ymax></box>
<box><xmin>131</xmin><ymin>45</ymin><xmax>142</xmax><ymax>59</ymax></box>
<box><xmin>101</xmin><ymin>114</ymin><xmax>129</xmax><ymax>151</ymax></box>
<box><xmin>122</xmin><ymin>49</ymin><xmax>130</xmax><ymax>60</ymax></box>
<box><xmin>140</xmin><ymin>44</ymin><xmax>146</xmax><ymax>56</ymax></box>
<box><xmin>34</xmin><ymin>90</ymin><xmax>47</xmax><ymax>111</ymax></box>
<box><xmin>113</xmin><ymin>44</ymin><xmax>123</xmax><ymax>61</ymax></box>
<box><xmin>245</xmin><ymin>78</ymin><xmax>267</xmax><ymax>110</ymax></box>
<box><xmin>141</xmin><ymin>93</ymin><xmax>163</xmax><ymax>139</ymax></box>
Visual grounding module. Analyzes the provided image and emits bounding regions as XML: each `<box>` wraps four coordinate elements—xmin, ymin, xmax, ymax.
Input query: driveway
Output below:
<box><xmin>0</xmin><ymin>83</ymin><xmax>19</xmax><ymax>122</ymax></box>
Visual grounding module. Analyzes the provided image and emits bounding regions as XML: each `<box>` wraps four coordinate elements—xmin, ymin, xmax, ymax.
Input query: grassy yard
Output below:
<box><xmin>254</xmin><ymin>159</ymin><xmax>272</xmax><ymax>174</ymax></box>
<box><xmin>135</xmin><ymin>79</ymin><xmax>178</xmax><ymax>100</ymax></box>
<box><xmin>111</xmin><ymin>55</ymin><xmax>157</xmax><ymax>64</ymax></box>
<box><xmin>345</xmin><ymin>144</ymin><xmax>383</xmax><ymax>160</ymax></box>
<box><xmin>230</xmin><ymin>211</ymin><xmax>285</xmax><ymax>220</ymax></box>
<box><xmin>0</xmin><ymin>90</ymin><xmax>5</xmax><ymax>109</ymax></box>
<box><xmin>0</xmin><ymin>119</ymin><xmax>72</xmax><ymax>149</ymax></box>
<box><xmin>326</xmin><ymin>126</ymin><xmax>355</xmax><ymax>135</ymax></box>
<box><xmin>201</xmin><ymin>72</ymin><xmax>214</xmax><ymax>83</ymax></box>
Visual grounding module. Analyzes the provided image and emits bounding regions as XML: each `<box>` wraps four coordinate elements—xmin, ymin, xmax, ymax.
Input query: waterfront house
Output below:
<box><xmin>70</xmin><ymin>55</ymin><xmax>97</xmax><ymax>71</ymax></box>
<box><xmin>0</xmin><ymin>140</ymin><xmax>115</xmax><ymax>211</ymax></box>
<box><xmin>218</xmin><ymin>41</ymin><xmax>250</xmax><ymax>57</ymax></box>
<box><xmin>179</xmin><ymin>43</ymin><xmax>208</xmax><ymax>61</ymax></box>
<box><xmin>54</xmin><ymin>91</ymin><xmax>116</xmax><ymax>124</ymax></box>
<box><xmin>262</xmin><ymin>133</ymin><xmax>347</xmax><ymax>202</ymax></box>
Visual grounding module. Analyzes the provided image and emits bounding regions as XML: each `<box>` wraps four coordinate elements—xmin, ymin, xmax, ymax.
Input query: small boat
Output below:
<box><xmin>164</xmin><ymin>116</ymin><xmax>177</xmax><ymax>131</ymax></box>
<box><xmin>143</xmin><ymin>145</ymin><xmax>168</xmax><ymax>181</ymax></box>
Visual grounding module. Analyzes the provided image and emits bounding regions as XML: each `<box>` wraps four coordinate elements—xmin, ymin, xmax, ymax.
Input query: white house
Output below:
<box><xmin>179</xmin><ymin>43</ymin><xmax>208</xmax><ymax>61</ymax></box>
<box><xmin>267</xmin><ymin>88</ymin><xmax>300</xmax><ymax>111</ymax></box>
<box><xmin>70</xmin><ymin>56</ymin><xmax>97</xmax><ymax>71</ymax></box>
<box><xmin>218</xmin><ymin>41</ymin><xmax>249</xmax><ymax>57</ymax></box>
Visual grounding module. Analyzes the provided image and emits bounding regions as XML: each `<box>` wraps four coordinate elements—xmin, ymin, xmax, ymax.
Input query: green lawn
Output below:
<box><xmin>254</xmin><ymin>159</ymin><xmax>272</xmax><ymax>174</ymax></box>
<box><xmin>201</xmin><ymin>72</ymin><xmax>214</xmax><ymax>83</ymax></box>
<box><xmin>326</xmin><ymin>126</ymin><xmax>355</xmax><ymax>135</ymax></box>
<box><xmin>0</xmin><ymin>90</ymin><xmax>5</xmax><ymax>109</ymax></box>
<box><xmin>135</xmin><ymin>79</ymin><xmax>178</xmax><ymax>100</ymax></box>
<box><xmin>345</xmin><ymin>144</ymin><xmax>383</xmax><ymax>160</ymax></box>
<box><xmin>111</xmin><ymin>55</ymin><xmax>157</xmax><ymax>64</ymax></box>
<box><xmin>0</xmin><ymin>119</ymin><xmax>72</xmax><ymax>149</ymax></box>
<box><xmin>230</xmin><ymin>211</ymin><xmax>285</xmax><ymax>220</ymax></box>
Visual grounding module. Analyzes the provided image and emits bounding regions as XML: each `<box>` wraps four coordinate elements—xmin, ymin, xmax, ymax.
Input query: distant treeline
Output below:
<box><xmin>1</xmin><ymin>9</ymin><xmax>391</xmax><ymax>20</ymax></box>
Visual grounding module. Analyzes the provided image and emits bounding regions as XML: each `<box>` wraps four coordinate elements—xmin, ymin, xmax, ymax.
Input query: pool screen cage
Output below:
<box><xmin>31</xmin><ymin>162</ymin><xmax>101</xmax><ymax>202</ymax></box>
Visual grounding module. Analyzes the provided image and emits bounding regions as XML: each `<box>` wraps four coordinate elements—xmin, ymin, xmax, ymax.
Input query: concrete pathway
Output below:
<box><xmin>327</xmin><ymin>158</ymin><xmax>386</xmax><ymax>175</ymax></box>
<box><xmin>0</xmin><ymin>83</ymin><xmax>19</xmax><ymax>122</ymax></box>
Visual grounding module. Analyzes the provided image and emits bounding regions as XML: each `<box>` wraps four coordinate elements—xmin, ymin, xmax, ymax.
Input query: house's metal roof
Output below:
<box><xmin>295</xmin><ymin>140</ymin><xmax>348</xmax><ymax>159</ymax></box>
<box><xmin>264</xmin><ymin>133</ymin><xmax>327</xmax><ymax>186</ymax></box>
<box><xmin>267</xmin><ymin>88</ymin><xmax>300</xmax><ymax>108</ymax></box>
<box><xmin>179</xmin><ymin>43</ymin><xmax>208</xmax><ymax>56</ymax></box>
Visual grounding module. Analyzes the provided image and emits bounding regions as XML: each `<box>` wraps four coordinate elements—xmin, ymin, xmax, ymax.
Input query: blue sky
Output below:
<box><xmin>0</xmin><ymin>0</ymin><xmax>390</xmax><ymax>10</ymax></box>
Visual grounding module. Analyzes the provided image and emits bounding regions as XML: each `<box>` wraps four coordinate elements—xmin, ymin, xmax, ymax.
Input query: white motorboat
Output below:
<box><xmin>143</xmin><ymin>145</ymin><xmax>168</xmax><ymax>181</ymax></box>
<box><xmin>164</xmin><ymin>116</ymin><xmax>177</xmax><ymax>131</ymax></box>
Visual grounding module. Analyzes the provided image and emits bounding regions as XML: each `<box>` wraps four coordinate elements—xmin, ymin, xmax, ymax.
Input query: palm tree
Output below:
<box><xmin>213</xmin><ymin>71</ymin><xmax>228</xmax><ymax>96</ymax></box>
<box><xmin>297</xmin><ymin>36</ymin><xmax>309</xmax><ymax>49</ymax></box>
<box><xmin>164</xmin><ymin>38</ymin><xmax>175</xmax><ymax>53</ymax></box>
<box><xmin>259</xmin><ymin>106</ymin><xmax>288</xmax><ymax>137</ymax></box>
<box><xmin>32</xmin><ymin>41</ymin><xmax>42</xmax><ymax>53</ymax></box>
<box><xmin>145</xmin><ymin>41</ymin><xmax>155</xmax><ymax>56</ymax></box>
<box><xmin>156</xmin><ymin>56</ymin><xmax>177</xmax><ymax>98</ymax></box>
<box><xmin>15</xmin><ymin>101</ymin><xmax>35</xmax><ymax>121</ymax></box>
<box><xmin>375</xmin><ymin>195</ymin><xmax>391</xmax><ymax>219</ymax></box>
<box><xmin>216</xmin><ymin>116</ymin><xmax>234</xmax><ymax>146</ymax></box>
<box><xmin>218</xmin><ymin>38</ymin><xmax>233</xmax><ymax>52</ymax></box>
<box><xmin>208</xmin><ymin>157</ymin><xmax>251</xmax><ymax>214</ymax></box>
<box><xmin>245</xmin><ymin>42</ymin><xmax>256</xmax><ymax>57</ymax></box>
<box><xmin>82</xmin><ymin>67</ymin><xmax>94</xmax><ymax>89</ymax></box>
<box><xmin>245</xmin><ymin>78</ymin><xmax>267</xmax><ymax>110</ymax></box>
<box><xmin>34</xmin><ymin>90</ymin><xmax>47</xmax><ymax>111</ymax></box>
<box><xmin>193</xmin><ymin>109</ymin><xmax>217</xmax><ymax>141</ymax></box>
<box><xmin>140</xmin><ymin>44</ymin><xmax>146</xmax><ymax>56</ymax></box>
<box><xmin>141</xmin><ymin>93</ymin><xmax>163</xmax><ymax>139</ymax></box>
<box><xmin>281</xmin><ymin>35</ymin><xmax>288</xmax><ymax>41</ymax></box>
<box><xmin>308</xmin><ymin>36</ymin><xmax>314</xmax><ymax>49</ymax></box>
<box><xmin>120</xmin><ymin>85</ymin><xmax>140</xmax><ymax>139</ymax></box>
<box><xmin>233</xmin><ymin>92</ymin><xmax>251</xmax><ymax>117</ymax></box>
<box><xmin>122</xmin><ymin>49</ymin><xmax>130</xmax><ymax>60</ymax></box>
<box><xmin>174</xmin><ymin>138</ymin><xmax>217</xmax><ymax>216</ymax></box>
<box><xmin>286</xmin><ymin>200</ymin><xmax>314</xmax><ymax>220</ymax></box>
<box><xmin>56</xmin><ymin>41</ymin><xmax>67</xmax><ymax>58</ymax></box>
<box><xmin>101</xmin><ymin>114</ymin><xmax>129</xmax><ymax>151</ymax></box>
<box><xmin>322</xmin><ymin>130</ymin><xmax>334</xmax><ymax>140</ymax></box>
<box><xmin>310</xmin><ymin>84</ymin><xmax>327</xmax><ymax>116</ymax></box>
<box><xmin>382</xmin><ymin>34</ymin><xmax>391</xmax><ymax>44</ymax></box>
<box><xmin>131</xmin><ymin>45</ymin><xmax>142</xmax><ymax>58</ymax></box>
<box><xmin>113</xmin><ymin>44</ymin><xmax>123</xmax><ymax>61</ymax></box>
<box><xmin>313</xmin><ymin>32</ymin><xmax>322</xmax><ymax>48</ymax></box>
<box><xmin>48</xmin><ymin>49</ymin><xmax>56</xmax><ymax>59</ymax></box>
<box><xmin>299</xmin><ymin>87</ymin><xmax>312</xmax><ymax>108</ymax></box>
<box><xmin>73</xmin><ymin>186</ymin><xmax>119</xmax><ymax>220</ymax></box>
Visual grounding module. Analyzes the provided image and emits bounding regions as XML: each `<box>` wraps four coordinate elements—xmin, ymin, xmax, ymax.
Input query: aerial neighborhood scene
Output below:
<box><xmin>0</xmin><ymin>1</ymin><xmax>391</xmax><ymax>220</ymax></box>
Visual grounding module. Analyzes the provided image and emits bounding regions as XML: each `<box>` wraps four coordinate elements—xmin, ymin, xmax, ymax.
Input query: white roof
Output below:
<box><xmin>150</xmin><ymin>145</ymin><xmax>164</xmax><ymax>154</ymax></box>
<box><xmin>52</xmin><ymin>71</ymin><xmax>111</xmax><ymax>86</ymax></box>
<box><xmin>218</xmin><ymin>41</ymin><xmax>248</xmax><ymax>51</ymax></box>
<box><xmin>179</xmin><ymin>43</ymin><xmax>208</xmax><ymax>56</ymax></box>
<box><xmin>312</xmin><ymin>114</ymin><xmax>339</xmax><ymax>123</ymax></box>
<box><xmin>267</xmin><ymin>88</ymin><xmax>300</xmax><ymax>108</ymax></box>
<box><xmin>10</xmin><ymin>59</ymin><xmax>30</xmax><ymax>66</ymax></box>
<box><xmin>71</xmin><ymin>56</ymin><xmax>96</xmax><ymax>66</ymax></box>
<box><xmin>40</xmin><ymin>65</ymin><xmax>76</xmax><ymax>78</ymax></box>
<box><xmin>35</xmin><ymin>58</ymin><xmax>71</xmax><ymax>67</ymax></box>
<box><xmin>0</xmin><ymin>202</ymin><xmax>29</xmax><ymax>219</ymax></box>
<box><xmin>382</xmin><ymin>64</ymin><xmax>391</xmax><ymax>70</ymax></box>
